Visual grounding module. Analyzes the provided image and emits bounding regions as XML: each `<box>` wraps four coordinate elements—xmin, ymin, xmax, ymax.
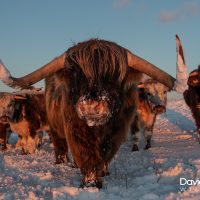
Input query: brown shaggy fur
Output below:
<box><xmin>11</xmin><ymin>93</ymin><xmax>48</xmax><ymax>154</ymax></box>
<box><xmin>45</xmin><ymin>39</ymin><xmax>143</xmax><ymax>188</ymax></box>
<box><xmin>183</xmin><ymin>67</ymin><xmax>200</xmax><ymax>142</ymax></box>
<box><xmin>67</xmin><ymin>39</ymin><xmax>127</xmax><ymax>83</ymax></box>
<box><xmin>131</xmin><ymin>80</ymin><xmax>167</xmax><ymax>151</ymax></box>
<box><xmin>184</xmin><ymin>88</ymin><xmax>200</xmax><ymax>133</ymax></box>
<box><xmin>0</xmin><ymin>92</ymin><xmax>48</xmax><ymax>154</ymax></box>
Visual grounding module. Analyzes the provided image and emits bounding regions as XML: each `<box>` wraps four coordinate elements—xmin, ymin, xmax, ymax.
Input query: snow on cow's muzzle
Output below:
<box><xmin>76</xmin><ymin>92</ymin><xmax>112</xmax><ymax>127</ymax></box>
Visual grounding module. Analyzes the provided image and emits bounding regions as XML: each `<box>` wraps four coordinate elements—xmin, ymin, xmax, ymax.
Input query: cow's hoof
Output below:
<box><xmin>132</xmin><ymin>144</ymin><xmax>139</xmax><ymax>151</ymax></box>
<box><xmin>55</xmin><ymin>159</ymin><xmax>65</xmax><ymax>165</ymax></box>
<box><xmin>55</xmin><ymin>158</ymin><xmax>65</xmax><ymax>165</ymax></box>
<box><xmin>144</xmin><ymin>140</ymin><xmax>151</xmax><ymax>150</ymax></box>
<box><xmin>101</xmin><ymin>170</ymin><xmax>110</xmax><ymax>177</ymax></box>
<box><xmin>21</xmin><ymin>149</ymin><xmax>29</xmax><ymax>155</ymax></box>
<box><xmin>66</xmin><ymin>161</ymin><xmax>78</xmax><ymax>168</ymax></box>
<box><xmin>144</xmin><ymin>143</ymin><xmax>151</xmax><ymax>150</ymax></box>
<box><xmin>144</xmin><ymin>146</ymin><xmax>150</xmax><ymax>150</ymax></box>
<box><xmin>80</xmin><ymin>179</ymin><xmax>102</xmax><ymax>189</ymax></box>
<box><xmin>71</xmin><ymin>161</ymin><xmax>78</xmax><ymax>168</ymax></box>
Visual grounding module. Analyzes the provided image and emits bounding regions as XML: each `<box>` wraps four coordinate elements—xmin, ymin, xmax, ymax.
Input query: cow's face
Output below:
<box><xmin>19</xmin><ymin>131</ymin><xmax>43</xmax><ymax>154</ymax></box>
<box><xmin>139</xmin><ymin>80</ymin><xmax>168</xmax><ymax>114</ymax></box>
<box><xmin>0</xmin><ymin>93</ymin><xmax>26</xmax><ymax>123</ymax></box>
<box><xmin>0</xmin><ymin>93</ymin><xmax>15</xmax><ymax>123</ymax></box>
<box><xmin>75</xmin><ymin>81</ymin><xmax>121</xmax><ymax>127</ymax></box>
<box><xmin>76</xmin><ymin>94</ymin><xmax>111</xmax><ymax>127</ymax></box>
<box><xmin>71</xmin><ymin>65</ymin><xmax>140</xmax><ymax>127</ymax></box>
<box><xmin>187</xmin><ymin>67</ymin><xmax>200</xmax><ymax>87</ymax></box>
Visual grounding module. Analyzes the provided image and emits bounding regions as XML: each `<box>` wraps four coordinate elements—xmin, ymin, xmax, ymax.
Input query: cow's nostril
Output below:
<box><xmin>89</xmin><ymin>90</ymin><xmax>98</xmax><ymax>100</ymax></box>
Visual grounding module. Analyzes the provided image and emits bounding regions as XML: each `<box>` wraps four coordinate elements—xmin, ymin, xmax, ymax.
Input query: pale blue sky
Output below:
<box><xmin>0</xmin><ymin>0</ymin><xmax>200</xmax><ymax>91</ymax></box>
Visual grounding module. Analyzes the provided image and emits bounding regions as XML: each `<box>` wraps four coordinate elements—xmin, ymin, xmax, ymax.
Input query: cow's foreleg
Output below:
<box><xmin>0</xmin><ymin>138</ymin><xmax>7</xmax><ymax>151</ymax></box>
<box><xmin>130</xmin><ymin>116</ymin><xmax>140</xmax><ymax>151</ymax></box>
<box><xmin>73</xmin><ymin>147</ymin><xmax>103</xmax><ymax>188</ymax></box>
<box><xmin>50</xmin><ymin>128</ymin><xmax>69</xmax><ymax>164</ymax></box>
<box><xmin>144</xmin><ymin>114</ymin><xmax>156</xmax><ymax>150</ymax></box>
<box><xmin>144</xmin><ymin>129</ymin><xmax>152</xmax><ymax>150</ymax></box>
<box><xmin>132</xmin><ymin>131</ymin><xmax>141</xmax><ymax>151</ymax></box>
<box><xmin>66</xmin><ymin>128</ymin><xmax>104</xmax><ymax>188</ymax></box>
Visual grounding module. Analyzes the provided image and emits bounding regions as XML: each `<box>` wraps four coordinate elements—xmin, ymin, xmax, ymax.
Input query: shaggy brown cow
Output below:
<box><xmin>175</xmin><ymin>35</ymin><xmax>200</xmax><ymax>142</ymax></box>
<box><xmin>131</xmin><ymin>79</ymin><xmax>168</xmax><ymax>151</ymax></box>
<box><xmin>0</xmin><ymin>122</ymin><xmax>11</xmax><ymax>151</ymax></box>
<box><xmin>0</xmin><ymin>39</ymin><xmax>186</xmax><ymax>188</ymax></box>
<box><xmin>0</xmin><ymin>91</ymin><xmax>48</xmax><ymax>154</ymax></box>
<box><xmin>183</xmin><ymin>66</ymin><xmax>200</xmax><ymax>142</ymax></box>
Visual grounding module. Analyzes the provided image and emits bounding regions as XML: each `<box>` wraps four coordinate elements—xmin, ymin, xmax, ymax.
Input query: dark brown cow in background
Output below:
<box><xmin>0</xmin><ymin>39</ymin><xmax>187</xmax><ymax>188</ymax></box>
<box><xmin>131</xmin><ymin>79</ymin><xmax>168</xmax><ymax>151</ymax></box>
<box><xmin>0</xmin><ymin>90</ymin><xmax>48</xmax><ymax>154</ymax></box>
<box><xmin>183</xmin><ymin>66</ymin><xmax>200</xmax><ymax>142</ymax></box>
<box><xmin>175</xmin><ymin>35</ymin><xmax>200</xmax><ymax>142</ymax></box>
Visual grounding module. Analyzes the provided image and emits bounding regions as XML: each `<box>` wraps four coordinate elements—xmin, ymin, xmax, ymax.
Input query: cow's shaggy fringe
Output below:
<box><xmin>66</xmin><ymin>39</ymin><xmax>127</xmax><ymax>84</ymax></box>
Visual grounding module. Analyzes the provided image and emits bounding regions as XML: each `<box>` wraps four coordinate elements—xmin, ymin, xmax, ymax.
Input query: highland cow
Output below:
<box><xmin>175</xmin><ymin>35</ymin><xmax>200</xmax><ymax>142</ymax></box>
<box><xmin>131</xmin><ymin>79</ymin><xmax>168</xmax><ymax>151</ymax></box>
<box><xmin>0</xmin><ymin>91</ymin><xmax>48</xmax><ymax>154</ymax></box>
<box><xmin>0</xmin><ymin>39</ymin><xmax>187</xmax><ymax>188</ymax></box>
<box><xmin>183</xmin><ymin>66</ymin><xmax>200</xmax><ymax>142</ymax></box>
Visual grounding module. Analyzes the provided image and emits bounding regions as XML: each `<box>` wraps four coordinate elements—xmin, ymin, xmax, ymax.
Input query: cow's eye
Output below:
<box><xmin>147</xmin><ymin>92</ymin><xmax>151</xmax><ymax>96</ymax></box>
<box><xmin>164</xmin><ymin>91</ymin><xmax>167</xmax><ymax>94</ymax></box>
<box><xmin>193</xmin><ymin>78</ymin><xmax>198</xmax><ymax>83</ymax></box>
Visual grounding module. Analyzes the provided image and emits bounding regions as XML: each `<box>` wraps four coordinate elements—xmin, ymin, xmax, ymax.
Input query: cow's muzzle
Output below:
<box><xmin>153</xmin><ymin>105</ymin><xmax>166</xmax><ymax>114</ymax></box>
<box><xmin>76</xmin><ymin>94</ymin><xmax>111</xmax><ymax>127</ymax></box>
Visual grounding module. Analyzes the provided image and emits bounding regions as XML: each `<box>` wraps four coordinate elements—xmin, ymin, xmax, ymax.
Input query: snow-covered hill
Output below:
<box><xmin>1</xmin><ymin>98</ymin><xmax>200</xmax><ymax>200</ymax></box>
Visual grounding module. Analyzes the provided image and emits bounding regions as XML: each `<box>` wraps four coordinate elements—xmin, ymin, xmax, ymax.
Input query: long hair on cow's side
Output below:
<box><xmin>66</xmin><ymin>39</ymin><xmax>128</xmax><ymax>85</ymax></box>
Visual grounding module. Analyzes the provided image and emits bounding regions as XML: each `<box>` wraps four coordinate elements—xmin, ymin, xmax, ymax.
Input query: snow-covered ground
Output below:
<box><xmin>1</xmin><ymin>98</ymin><xmax>200</xmax><ymax>200</ymax></box>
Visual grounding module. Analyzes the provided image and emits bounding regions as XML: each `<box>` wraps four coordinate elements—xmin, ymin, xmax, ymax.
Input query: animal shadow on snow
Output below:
<box><xmin>165</xmin><ymin>108</ymin><xmax>196</xmax><ymax>135</ymax></box>
<box><xmin>154</xmin><ymin>108</ymin><xmax>200</xmax><ymax>159</ymax></box>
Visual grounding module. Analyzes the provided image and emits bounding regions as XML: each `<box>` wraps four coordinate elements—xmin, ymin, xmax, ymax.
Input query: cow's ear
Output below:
<box><xmin>187</xmin><ymin>74</ymin><xmax>200</xmax><ymax>87</ymax></box>
<box><xmin>14</xmin><ymin>95</ymin><xmax>26</xmax><ymax>101</ymax></box>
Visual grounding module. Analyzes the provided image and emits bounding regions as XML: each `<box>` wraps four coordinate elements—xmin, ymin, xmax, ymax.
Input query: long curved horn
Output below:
<box><xmin>127</xmin><ymin>50</ymin><xmax>175</xmax><ymax>90</ymax></box>
<box><xmin>174</xmin><ymin>34</ymin><xmax>188</xmax><ymax>92</ymax></box>
<box><xmin>0</xmin><ymin>53</ymin><xmax>66</xmax><ymax>89</ymax></box>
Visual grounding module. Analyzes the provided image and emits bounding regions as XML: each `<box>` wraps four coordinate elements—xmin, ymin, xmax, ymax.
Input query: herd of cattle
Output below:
<box><xmin>0</xmin><ymin>35</ymin><xmax>199</xmax><ymax>188</ymax></box>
